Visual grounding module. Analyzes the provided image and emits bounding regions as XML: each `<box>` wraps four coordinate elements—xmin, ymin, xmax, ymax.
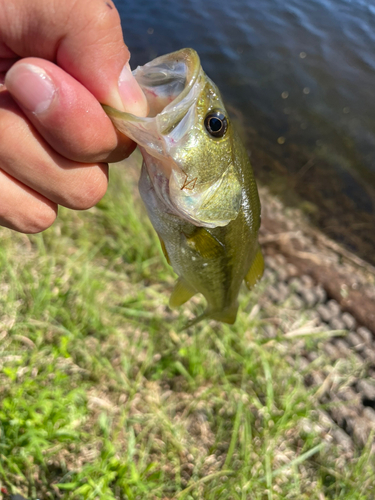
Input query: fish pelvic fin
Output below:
<box><xmin>244</xmin><ymin>245</ymin><xmax>264</xmax><ymax>290</ymax></box>
<box><xmin>169</xmin><ymin>278</ymin><xmax>197</xmax><ymax>308</ymax></box>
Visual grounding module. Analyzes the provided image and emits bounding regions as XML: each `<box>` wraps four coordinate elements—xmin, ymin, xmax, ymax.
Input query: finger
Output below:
<box><xmin>5</xmin><ymin>58</ymin><xmax>135</xmax><ymax>163</ymax></box>
<box><xmin>0</xmin><ymin>42</ymin><xmax>19</xmax><ymax>80</ymax></box>
<box><xmin>0</xmin><ymin>42</ymin><xmax>17</xmax><ymax>58</ymax></box>
<box><xmin>0</xmin><ymin>57</ymin><xmax>19</xmax><ymax>73</ymax></box>
<box><xmin>0</xmin><ymin>0</ymin><xmax>148</xmax><ymax>115</ymax></box>
<box><xmin>0</xmin><ymin>90</ymin><xmax>109</xmax><ymax>210</ymax></box>
<box><xmin>0</xmin><ymin>169</ymin><xmax>57</xmax><ymax>234</ymax></box>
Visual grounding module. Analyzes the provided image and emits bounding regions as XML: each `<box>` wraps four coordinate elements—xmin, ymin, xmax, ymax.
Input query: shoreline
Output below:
<box><xmin>258</xmin><ymin>184</ymin><xmax>375</xmax><ymax>449</ymax></box>
<box><xmin>259</xmin><ymin>185</ymin><xmax>375</xmax><ymax>333</ymax></box>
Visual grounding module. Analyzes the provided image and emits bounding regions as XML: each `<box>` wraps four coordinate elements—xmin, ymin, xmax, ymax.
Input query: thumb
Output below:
<box><xmin>1</xmin><ymin>0</ymin><xmax>147</xmax><ymax>116</ymax></box>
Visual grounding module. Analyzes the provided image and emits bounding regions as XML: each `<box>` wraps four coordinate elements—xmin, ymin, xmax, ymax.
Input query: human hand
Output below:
<box><xmin>0</xmin><ymin>0</ymin><xmax>148</xmax><ymax>233</ymax></box>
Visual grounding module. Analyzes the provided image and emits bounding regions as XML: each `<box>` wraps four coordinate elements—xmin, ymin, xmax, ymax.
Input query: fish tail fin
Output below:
<box><xmin>209</xmin><ymin>303</ymin><xmax>239</xmax><ymax>324</ymax></box>
<box><xmin>181</xmin><ymin>303</ymin><xmax>239</xmax><ymax>331</ymax></box>
<box><xmin>180</xmin><ymin>311</ymin><xmax>210</xmax><ymax>331</ymax></box>
<box><xmin>244</xmin><ymin>244</ymin><xmax>264</xmax><ymax>290</ymax></box>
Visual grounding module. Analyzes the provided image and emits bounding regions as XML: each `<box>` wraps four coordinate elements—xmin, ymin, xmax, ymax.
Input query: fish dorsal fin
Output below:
<box><xmin>169</xmin><ymin>278</ymin><xmax>197</xmax><ymax>308</ymax></box>
<box><xmin>244</xmin><ymin>246</ymin><xmax>264</xmax><ymax>289</ymax></box>
<box><xmin>185</xmin><ymin>229</ymin><xmax>224</xmax><ymax>259</ymax></box>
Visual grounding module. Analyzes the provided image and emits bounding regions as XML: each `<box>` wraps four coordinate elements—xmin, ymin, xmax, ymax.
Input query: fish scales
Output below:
<box><xmin>104</xmin><ymin>48</ymin><xmax>263</xmax><ymax>324</ymax></box>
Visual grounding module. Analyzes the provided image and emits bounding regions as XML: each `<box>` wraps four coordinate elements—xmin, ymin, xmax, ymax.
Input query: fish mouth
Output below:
<box><xmin>133</xmin><ymin>48</ymin><xmax>202</xmax><ymax>121</ymax></box>
<box><xmin>103</xmin><ymin>49</ymin><xmax>207</xmax><ymax>199</ymax></box>
<box><xmin>102</xmin><ymin>49</ymin><xmax>205</xmax><ymax>165</ymax></box>
<box><xmin>103</xmin><ymin>49</ymin><xmax>242</xmax><ymax>228</ymax></box>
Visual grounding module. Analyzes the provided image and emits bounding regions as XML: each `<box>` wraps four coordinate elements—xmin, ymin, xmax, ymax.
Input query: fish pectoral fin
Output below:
<box><xmin>169</xmin><ymin>278</ymin><xmax>197</xmax><ymax>308</ymax></box>
<box><xmin>244</xmin><ymin>245</ymin><xmax>264</xmax><ymax>290</ymax></box>
<box><xmin>157</xmin><ymin>234</ymin><xmax>171</xmax><ymax>265</ymax></box>
<box><xmin>185</xmin><ymin>228</ymin><xmax>224</xmax><ymax>259</ymax></box>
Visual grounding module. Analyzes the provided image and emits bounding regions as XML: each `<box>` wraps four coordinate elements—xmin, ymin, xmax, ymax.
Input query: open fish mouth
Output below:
<box><xmin>103</xmin><ymin>49</ymin><xmax>242</xmax><ymax>228</ymax></box>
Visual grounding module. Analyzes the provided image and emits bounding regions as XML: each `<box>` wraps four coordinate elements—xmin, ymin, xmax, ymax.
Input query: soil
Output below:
<box><xmin>259</xmin><ymin>185</ymin><xmax>375</xmax><ymax>449</ymax></box>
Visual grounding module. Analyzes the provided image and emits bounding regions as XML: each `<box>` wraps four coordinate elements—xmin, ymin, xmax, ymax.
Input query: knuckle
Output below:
<box><xmin>67</xmin><ymin>0</ymin><xmax>126</xmax><ymax>49</ymax></box>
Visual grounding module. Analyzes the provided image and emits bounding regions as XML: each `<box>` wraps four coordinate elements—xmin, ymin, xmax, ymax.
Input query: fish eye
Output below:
<box><xmin>204</xmin><ymin>111</ymin><xmax>228</xmax><ymax>138</ymax></box>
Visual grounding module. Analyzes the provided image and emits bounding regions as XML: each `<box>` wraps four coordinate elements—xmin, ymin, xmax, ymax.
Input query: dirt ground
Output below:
<box><xmin>259</xmin><ymin>185</ymin><xmax>375</xmax><ymax>450</ymax></box>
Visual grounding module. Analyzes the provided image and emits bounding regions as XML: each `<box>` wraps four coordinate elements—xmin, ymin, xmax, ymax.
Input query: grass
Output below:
<box><xmin>0</xmin><ymin>151</ymin><xmax>374</xmax><ymax>499</ymax></box>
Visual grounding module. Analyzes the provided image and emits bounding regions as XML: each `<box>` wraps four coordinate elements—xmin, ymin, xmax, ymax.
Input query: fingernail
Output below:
<box><xmin>5</xmin><ymin>63</ymin><xmax>56</xmax><ymax>114</ymax></box>
<box><xmin>118</xmin><ymin>64</ymin><xmax>148</xmax><ymax>117</ymax></box>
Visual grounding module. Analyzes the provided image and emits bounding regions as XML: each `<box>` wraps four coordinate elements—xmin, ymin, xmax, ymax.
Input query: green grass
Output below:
<box><xmin>0</xmin><ymin>152</ymin><xmax>374</xmax><ymax>499</ymax></box>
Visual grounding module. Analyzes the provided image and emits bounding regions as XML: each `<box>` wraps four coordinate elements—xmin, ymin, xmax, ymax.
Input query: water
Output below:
<box><xmin>115</xmin><ymin>0</ymin><xmax>375</xmax><ymax>263</ymax></box>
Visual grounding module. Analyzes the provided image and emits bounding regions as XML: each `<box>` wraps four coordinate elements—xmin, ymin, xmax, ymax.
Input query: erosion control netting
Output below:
<box><xmin>259</xmin><ymin>186</ymin><xmax>375</xmax><ymax>451</ymax></box>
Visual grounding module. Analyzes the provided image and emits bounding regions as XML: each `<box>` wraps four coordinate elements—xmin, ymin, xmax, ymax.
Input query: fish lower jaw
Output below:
<box><xmin>170</xmin><ymin>202</ymin><xmax>232</xmax><ymax>228</ymax></box>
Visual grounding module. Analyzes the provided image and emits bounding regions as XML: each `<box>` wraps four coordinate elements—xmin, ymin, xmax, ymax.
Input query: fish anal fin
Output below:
<box><xmin>157</xmin><ymin>233</ymin><xmax>171</xmax><ymax>265</ymax></box>
<box><xmin>185</xmin><ymin>228</ymin><xmax>224</xmax><ymax>259</ymax></box>
<box><xmin>169</xmin><ymin>278</ymin><xmax>197</xmax><ymax>308</ymax></box>
<box><xmin>244</xmin><ymin>246</ymin><xmax>264</xmax><ymax>290</ymax></box>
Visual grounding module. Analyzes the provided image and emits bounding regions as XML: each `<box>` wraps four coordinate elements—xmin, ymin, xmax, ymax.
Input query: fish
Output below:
<box><xmin>103</xmin><ymin>48</ymin><xmax>263</xmax><ymax>325</ymax></box>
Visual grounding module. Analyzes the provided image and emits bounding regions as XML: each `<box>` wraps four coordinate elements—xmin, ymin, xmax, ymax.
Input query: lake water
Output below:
<box><xmin>115</xmin><ymin>0</ymin><xmax>375</xmax><ymax>264</ymax></box>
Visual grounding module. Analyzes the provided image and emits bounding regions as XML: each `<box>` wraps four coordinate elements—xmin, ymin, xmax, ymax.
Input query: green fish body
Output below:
<box><xmin>104</xmin><ymin>49</ymin><xmax>263</xmax><ymax>324</ymax></box>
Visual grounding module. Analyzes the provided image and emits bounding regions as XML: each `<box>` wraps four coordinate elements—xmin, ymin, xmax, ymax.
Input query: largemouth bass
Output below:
<box><xmin>104</xmin><ymin>48</ymin><xmax>263</xmax><ymax>324</ymax></box>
